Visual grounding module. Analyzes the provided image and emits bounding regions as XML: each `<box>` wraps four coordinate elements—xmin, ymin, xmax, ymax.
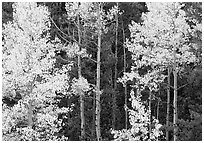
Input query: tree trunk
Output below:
<box><xmin>166</xmin><ymin>67</ymin><xmax>170</xmax><ymax>141</ymax></box>
<box><xmin>156</xmin><ymin>99</ymin><xmax>160</xmax><ymax>141</ymax></box>
<box><xmin>91</xmin><ymin>94</ymin><xmax>95</xmax><ymax>140</ymax></box>
<box><xmin>95</xmin><ymin>2</ymin><xmax>102</xmax><ymax>141</ymax></box>
<box><xmin>112</xmin><ymin>2</ymin><xmax>119</xmax><ymax>130</ymax></box>
<box><xmin>157</xmin><ymin>100</ymin><xmax>160</xmax><ymax>119</ymax></box>
<box><xmin>28</xmin><ymin>100</ymin><xmax>33</xmax><ymax>127</ymax></box>
<box><xmin>173</xmin><ymin>46</ymin><xmax>178</xmax><ymax>141</ymax></box>
<box><xmin>149</xmin><ymin>90</ymin><xmax>152</xmax><ymax>140</ymax></box>
<box><xmin>77</xmin><ymin>7</ymin><xmax>85</xmax><ymax>140</ymax></box>
<box><xmin>172</xmin><ymin>4</ymin><xmax>178</xmax><ymax>140</ymax></box>
<box><xmin>27</xmin><ymin>76</ymin><xmax>36</xmax><ymax>128</ymax></box>
<box><xmin>122</xmin><ymin>20</ymin><xmax>128</xmax><ymax>130</ymax></box>
<box><xmin>157</xmin><ymin>89</ymin><xmax>160</xmax><ymax>120</ymax></box>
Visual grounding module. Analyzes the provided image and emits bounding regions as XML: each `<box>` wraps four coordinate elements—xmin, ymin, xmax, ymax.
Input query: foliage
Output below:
<box><xmin>2</xmin><ymin>2</ymin><xmax>13</xmax><ymax>24</ymax></box>
<box><xmin>124</xmin><ymin>2</ymin><xmax>198</xmax><ymax>86</ymax></box>
<box><xmin>111</xmin><ymin>90</ymin><xmax>163</xmax><ymax>141</ymax></box>
<box><xmin>71</xmin><ymin>77</ymin><xmax>91</xmax><ymax>95</ymax></box>
<box><xmin>2</xmin><ymin>103</ymin><xmax>71</xmax><ymax>141</ymax></box>
<box><xmin>177</xmin><ymin>110</ymin><xmax>202</xmax><ymax>141</ymax></box>
<box><xmin>2</xmin><ymin>2</ymin><xmax>71</xmax><ymax>141</ymax></box>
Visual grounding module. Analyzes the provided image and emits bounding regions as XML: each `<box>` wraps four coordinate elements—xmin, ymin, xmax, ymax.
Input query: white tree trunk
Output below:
<box><xmin>77</xmin><ymin>8</ymin><xmax>85</xmax><ymax>140</ymax></box>
<box><xmin>122</xmin><ymin>20</ymin><xmax>128</xmax><ymax>130</ymax></box>
<box><xmin>166</xmin><ymin>67</ymin><xmax>170</xmax><ymax>141</ymax></box>
<box><xmin>112</xmin><ymin>2</ymin><xmax>119</xmax><ymax>130</ymax></box>
<box><xmin>27</xmin><ymin>76</ymin><xmax>36</xmax><ymax>128</ymax></box>
<box><xmin>95</xmin><ymin>2</ymin><xmax>102</xmax><ymax>141</ymax></box>
<box><xmin>149</xmin><ymin>90</ymin><xmax>152</xmax><ymax>140</ymax></box>
<box><xmin>173</xmin><ymin>48</ymin><xmax>178</xmax><ymax>141</ymax></box>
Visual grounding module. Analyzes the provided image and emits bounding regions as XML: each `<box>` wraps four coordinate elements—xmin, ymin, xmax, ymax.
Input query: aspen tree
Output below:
<box><xmin>112</xmin><ymin>2</ymin><xmax>119</xmax><ymax>130</ymax></box>
<box><xmin>76</xmin><ymin>3</ymin><xmax>85</xmax><ymax>139</ymax></box>
<box><xmin>95</xmin><ymin>2</ymin><xmax>102</xmax><ymax>140</ymax></box>
<box><xmin>122</xmin><ymin>20</ymin><xmax>128</xmax><ymax>130</ymax></box>
<box><xmin>166</xmin><ymin>67</ymin><xmax>171</xmax><ymax>140</ymax></box>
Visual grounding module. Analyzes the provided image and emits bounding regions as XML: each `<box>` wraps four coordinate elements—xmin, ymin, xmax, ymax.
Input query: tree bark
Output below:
<box><xmin>112</xmin><ymin>2</ymin><xmax>119</xmax><ymax>130</ymax></box>
<box><xmin>95</xmin><ymin>2</ymin><xmax>102</xmax><ymax>141</ymax></box>
<box><xmin>157</xmin><ymin>100</ymin><xmax>160</xmax><ymax>118</ymax></box>
<box><xmin>166</xmin><ymin>67</ymin><xmax>170</xmax><ymax>141</ymax></box>
<box><xmin>172</xmin><ymin>4</ymin><xmax>178</xmax><ymax>140</ymax></box>
<box><xmin>91</xmin><ymin>93</ymin><xmax>95</xmax><ymax>140</ymax></box>
<box><xmin>149</xmin><ymin>90</ymin><xmax>152</xmax><ymax>140</ymax></box>
<box><xmin>27</xmin><ymin>76</ymin><xmax>36</xmax><ymax>128</ymax></box>
<box><xmin>122</xmin><ymin>20</ymin><xmax>128</xmax><ymax>130</ymax></box>
<box><xmin>77</xmin><ymin>6</ymin><xmax>85</xmax><ymax>140</ymax></box>
<box><xmin>28</xmin><ymin>100</ymin><xmax>33</xmax><ymax>127</ymax></box>
<box><xmin>173</xmin><ymin>46</ymin><xmax>178</xmax><ymax>141</ymax></box>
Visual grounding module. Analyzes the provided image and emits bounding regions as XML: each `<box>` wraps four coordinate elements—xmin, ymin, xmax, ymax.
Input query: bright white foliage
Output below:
<box><xmin>112</xmin><ymin>90</ymin><xmax>163</xmax><ymax>141</ymax></box>
<box><xmin>66</xmin><ymin>2</ymin><xmax>96</xmax><ymax>21</ymax></box>
<box><xmin>2</xmin><ymin>2</ymin><xmax>70</xmax><ymax>141</ymax></box>
<box><xmin>12</xmin><ymin>2</ymin><xmax>50</xmax><ymax>39</ymax></box>
<box><xmin>65</xmin><ymin>2</ymin><xmax>122</xmax><ymax>33</ymax></box>
<box><xmin>71</xmin><ymin>77</ymin><xmax>91</xmax><ymax>95</ymax></box>
<box><xmin>106</xmin><ymin>4</ymin><xmax>122</xmax><ymax>21</ymax></box>
<box><xmin>120</xmin><ymin>2</ymin><xmax>198</xmax><ymax>91</ymax></box>
<box><xmin>65</xmin><ymin>2</ymin><xmax>99</xmax><ymax>30</ymax></box>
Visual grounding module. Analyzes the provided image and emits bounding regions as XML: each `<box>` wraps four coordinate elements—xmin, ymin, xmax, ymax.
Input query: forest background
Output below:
<box><xmin>1</xmin><ymin>1</ymin><xmax>202</xmax><ymax>141</ymax></box>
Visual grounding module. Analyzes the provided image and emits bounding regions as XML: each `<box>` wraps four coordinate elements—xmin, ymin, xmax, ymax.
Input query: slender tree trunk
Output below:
<box><xmin>77</xmin><ymin>7</ymin><xmax>85</xmax><ymax>140</ymax></box>
<box><xmin>28</xmin><ymin>100</ymin><xmax>33</xmax><ymax>127</ymax></box>
<box><xmin>122</xmin><ymin>20</ymin><xmax>128</xmax><ymax>129</ymax></box>
<box><xmin>112</xmin><ymin>2</ymin><xmax>119</xmax><ymax>130</ymax></box>
<box><xmin>157</xmin><ymin>90</ymin><xmax>160</xmax><ymax>120</ymax></box>
<box><xmin>73</xmin><ymin>28</ymin><xmax>75</xmax><ymax>39</ymax></box>
<box><xmin>156</xmin><ymin>97</ymin><xmax>160</xmax><ymax>141</ymax></box>
<box><xmin>172</xmin><ymin>4</ymin><xmax>178</xmax><ymax>140</ymax></box>
<box><xmin>173</xmin><ymin>46</ymin><xmax>178</xmax><ymax>141</ymax></box>
<box><xmin>27</xmin><ymin>76</ymin><xmax>36</xmax><ymax>128</ymax></box>
<box><xmin>91</xmin><ymin>94</ymin><xmax>95</xmax><ymax>140</ymax></box>
<box><xmin>149</xmin><ymin>90</ymin><xmax>152</xmax><ymax>140</ymax></box>
<box><xmin>95</xmin><ymin>2</ymin><xmax>102</xmax><ymax>141</ymax></box>
<box><xmin>157</xmin><ymin>84</ymin><xmax>161</xmax><ymax>120</ymax></box>
<box><xmin>166</xmin><ymin>67</ymin><xmax>170</xmax><ymax>141</ymax></box>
